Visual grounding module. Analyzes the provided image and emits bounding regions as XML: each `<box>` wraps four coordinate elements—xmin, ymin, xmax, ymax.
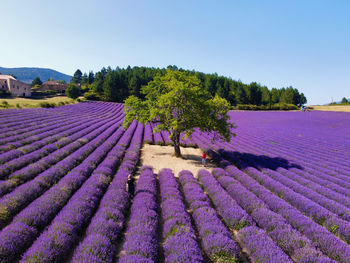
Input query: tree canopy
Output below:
<box><xmin>31</xmin><ymin>77</ymin><xmax>42</xmax><ymax>87</ymax></box>
<box><xmin>71</xmin><ymin>69</ymin><xmax>83</xmax><ymax>84</ymax></box>
<box><xmin>66</xmin><ymin>84</ymin><xmax>80</xmax><ymax>99</ymax></box>
<box><xmin>341</xmin><ymin>97</ymin><xmax>349</xmax><ymax>104</ymax></box>
<box><xmin>123</xmin><ymin>69</ymin><xmax>235</xmax><ymax>157</ymax></box>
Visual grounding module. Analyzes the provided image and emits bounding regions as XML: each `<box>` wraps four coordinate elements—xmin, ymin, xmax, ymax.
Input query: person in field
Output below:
<box><xmin>202</xmin><ymin>152</ymin><xmax>207</xmax><ymax>167</ymax></box>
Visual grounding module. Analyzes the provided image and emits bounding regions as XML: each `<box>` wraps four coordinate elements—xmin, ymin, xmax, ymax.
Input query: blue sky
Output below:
<box><xmin>1</xmin><ymin>0</ymin><xmax>349</xmax><ymax>105</ymax></box>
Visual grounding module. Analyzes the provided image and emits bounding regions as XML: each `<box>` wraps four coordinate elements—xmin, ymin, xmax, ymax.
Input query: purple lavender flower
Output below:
<box><xmin>237</xmin><ymin>226</ymin><xmax>293</xmax><ymax>262</ymax></box>
<box><xmin>118</xmin><ymin>166</ymin><xmax>159</xmax><ymax>262</ymax></box>
<box><xmin>178</xmin><ymin>170</ymin><xmax>240</xmax><ymax>262</ymax></box>
<box><xmin>158</xmin><ymin>168</ymin><xmax>204</xmax><ymax>262</ymax></box>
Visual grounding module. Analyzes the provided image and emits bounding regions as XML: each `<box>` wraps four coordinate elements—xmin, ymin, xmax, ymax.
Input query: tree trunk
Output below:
<box><xmin>172</xmin><ymin>132</ymin><xmax>181</xmax><ymax>157</ymax></box>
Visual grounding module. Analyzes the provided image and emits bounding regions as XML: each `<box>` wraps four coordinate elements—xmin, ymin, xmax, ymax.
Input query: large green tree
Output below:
<box><xmin>123</xmin><ymin>69</ymin><xmax>235</xmax><ymax>157</ymax></box>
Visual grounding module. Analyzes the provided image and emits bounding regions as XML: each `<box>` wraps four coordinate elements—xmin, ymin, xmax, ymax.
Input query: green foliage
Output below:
<box><xmin>341</xmin><ymin>97</ymin><xmax>349</xmax><ymax>104</ymax></box>
<box><xmin>271</xmin><ymin>103</ymin><xmax>299</xmax><ymax>111</ymax></box>
<box><xmin>330</xmin><ymin>97</ymin><xmax>350</xmax><ymax>105</ymax></box>
<box><xmin>46</xmin><ymin>90</ymin><xmax>60</xmax><ymax>94</ymax></box>
<box><xmin>124</xmin><ymin>69</ymin><xmax>235</xmax><ymax>157</ymax></box>
<box><xmin>261</xmin><ymin>86</ymin><xmax>271</xmax><ymax>106</ymax></box>
<box><xmin>88</xmin><ymin>71</ymin><xmax>95</xmax><ymax>84</ymax></box>
<box><xmin>32</xmin><ymin>84</ymin><xmax>41</xmax><ymax>90</ymax></box>
<box><xmin>57</xmin><ymin>101</ymin><xmax>71</xmax><ymax>106</ymax></box>
<box><xmin>103</xmin><ymin>70</ymin><xmax>122</xmax><ymax>101</ymax></box>
<box><xmin>234</xmin><ymin>218</ymin><xmax>247</xmax><ymax>231</ymax></box>
<box><xmin>31</xmin><ymin>77</ymin><xmax>42</xmax><ymax>87</ymax></box>
<box><xmin>246</xmin><ymin>82</ymin><xmax>262</xmax><ymax>105</ymax></box>
<box><xmin>77</xmin><ymin>65</ymin><xmax>306</xmax><ymax>107</ymax></box>
<box><xmin>300</xmin><ymin>93</ymin><xmax>307</xmax><ymax>105</ymax></box>
<box><xmin>81</xmin><ymin>73</ymin><xmax>88</xmax><ymax>85</ymax></box>
<box><xmin>235</xmin><ymin>104</ymin><xmax>263</xmax><ymax>111</ymax></box>
<box><xmin>71</xmin><ymin>69</ymin><xmax>83</xmax><ymax>84</ymax></box>
<box><xmin>329</xmin><ymin>224</ymin><xmax>339</xmax><ymax>234</ymax></box>
<box><xmin>39</xmin><ymin>102</ymin><xmax>56</xmax><ymax>108</ymax></box>
<box><xmin>84</xmin><ymin>91</ymin><xmax>101</xmax><ymax>101</ymax></box>
<box><xmin>210</xmin><ymin>250</ymin><xmax>238</xmax><ymax>263</ymax></box>
<box><xmin>270</xmin><ymin>88</ymin><xmax>280</xmax><ymax>104</ymax></box>
<box><xmin>235</xmin><ymin>103</ymin><xmax>298</xmax><ymax>111</ymax></box>
<box><xmin>0</xmin><ymin>100</ymin><xmax>10</xmax><ymax>108</ymax></box>
<box><xmin>80</xmin><ymin>85</ymin><xmax>90</xmax><ymax>94</ymax></box>
<box><xmin>65</xmin><ymin>84</ymin><xmax>81</xmax><ymax>99</ymax></box>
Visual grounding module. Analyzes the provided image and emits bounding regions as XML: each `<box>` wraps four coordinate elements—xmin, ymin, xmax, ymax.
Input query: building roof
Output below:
<box><xmin>42</xmin><ymin>81</ymin><xmax>67</xmax><ymax>86</ymax></box>
<box><xmin>0</xmin><ymin>75</ymin><xmax>16</xmax><ymax>80</ymax></box>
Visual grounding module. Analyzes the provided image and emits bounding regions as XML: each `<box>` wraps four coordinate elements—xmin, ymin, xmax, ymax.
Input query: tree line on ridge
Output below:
<box><xmin>70</xmin><ymin>65</ymin><xmax>307</xmax><ymax>109</ymax></box>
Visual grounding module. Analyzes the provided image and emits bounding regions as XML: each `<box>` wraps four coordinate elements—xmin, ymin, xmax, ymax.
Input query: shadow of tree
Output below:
<box><xmin>218</xmin><ymin>149</ymin><xmax>303</xmax><ymax>171</ymax></box>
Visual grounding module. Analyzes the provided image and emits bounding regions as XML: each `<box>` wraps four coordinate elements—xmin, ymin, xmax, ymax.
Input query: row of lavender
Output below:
<box><xmin>112</xmin><ymin>166</ymin><xmax>338</xmax><ymax>263</ymax></box>
<box><xmin>0</xmin><ymin>103</ymin><xmax>125</xmax><ymax>229</ymax></box>
<box><xmin>190</xmin><ymin>111</ymin><xmax>350</xmax><ymax>262</ymax></box>
<box><xmin>0</xmin><ymin>102</ymin><xmax>144</xmax><ymax>262</ymax></box>
<box><xmin>112</xmin><ymin>164</ymin><xmax>343</xmax><ymax>262</ymax></box>
<box><xmin>0</xmin><ymin>100</ymin><xmax>284</xmax><ymax>262</ymax></box>
<box><xmin>1</xmin><ymin>102</ymin><xmax>349</xmax><ymax>262</ymax></box>
<box><xmin>80</xmin><ymin>164</ymin><xmax>345</xmax><ymax>262</ymax></box>
<box><xmin>144</xmin><ymin>122</ymin><xmax>195</xmax><ymax>147</ymax></box>
<box><xmin>143</xmin><ymin>110</ymin><xmax>350</xmax><ymax>262</ymax></box>
<box><xmin>1</xmin><ymin>102</ymin><xmax>215</xmax><ymax>262</ymax></box>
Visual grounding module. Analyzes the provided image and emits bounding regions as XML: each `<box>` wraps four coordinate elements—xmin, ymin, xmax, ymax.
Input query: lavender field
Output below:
<box><xmin>0</xmin><ymin>102</ymin><xmax>350</xmax><ymax>262</ymax></box>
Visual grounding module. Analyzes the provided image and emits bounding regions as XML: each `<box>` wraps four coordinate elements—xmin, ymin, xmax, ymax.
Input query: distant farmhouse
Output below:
<box><xmin>35</xmin><ymin>81</ymin><xmax>68</xmax><ymax>93</ymax></box>
<box><xmin>0</xmin><ymin>75</ymin><xmax>31</xmax><ymax>97</ymax></box>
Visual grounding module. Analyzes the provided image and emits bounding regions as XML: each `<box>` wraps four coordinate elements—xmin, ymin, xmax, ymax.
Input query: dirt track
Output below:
<box><xmin>140</xmin><ymin>144</ymin><xmax>213</xmax><ymax>176</ymax></box>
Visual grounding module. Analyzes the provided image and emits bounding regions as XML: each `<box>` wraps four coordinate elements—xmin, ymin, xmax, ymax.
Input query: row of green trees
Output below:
<box><xmin>329</xmin><ymin>97</ymin><xmax>350</xmax><ymax>105</ymax></box>
<box><xmin>72</xmin><ymin>66</ymin><xmax>307</xmax><ymax>107</ymax></box>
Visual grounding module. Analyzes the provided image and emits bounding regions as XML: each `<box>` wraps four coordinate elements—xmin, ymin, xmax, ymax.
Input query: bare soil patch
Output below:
<box><xmin>311</xmin><ymin>105</ymin><xmax>350</xmax><ymax>112</ymax></box>
<box><xmin>140</xmin><ymin>144</ymin><xmax>214</xmax><ymax>177</ymax></box>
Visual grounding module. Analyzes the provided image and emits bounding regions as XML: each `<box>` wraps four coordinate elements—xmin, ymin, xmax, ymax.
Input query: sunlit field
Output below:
<box><xmin>0</xmin><ymin>102</ymin><xmax>349</xmax><ymax>262</ymax></box>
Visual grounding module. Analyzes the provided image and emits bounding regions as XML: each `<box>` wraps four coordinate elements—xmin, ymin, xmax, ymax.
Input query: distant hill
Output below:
<box><xmin>0</xmin><ymin>67</ymin><xmax>72</xmax><ymax>84</ymax></box>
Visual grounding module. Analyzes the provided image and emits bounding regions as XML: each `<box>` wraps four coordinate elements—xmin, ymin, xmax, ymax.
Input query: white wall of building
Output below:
<box><xmin>0</xmin><ymin>75</ymin><xmax>31</xmax><ymax>97</ymax></box>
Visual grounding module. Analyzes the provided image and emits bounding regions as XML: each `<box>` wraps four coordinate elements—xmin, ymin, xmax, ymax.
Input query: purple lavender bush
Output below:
<box><xmin>118</xmin><ymin>166</ymin><xmax>159</xmax><ymax>262</ymax></box>
<box><xmin>178</xmin><ymin>170</ymin><xmax>240</xmax><ymax>263</ymax></box>
<box><xmin>158</xmin><ymin>168</ymin><xmax>204</xmax><ymax>263</ymax></box>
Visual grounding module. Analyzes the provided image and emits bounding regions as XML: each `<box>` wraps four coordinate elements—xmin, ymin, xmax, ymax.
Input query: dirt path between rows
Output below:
<box><xmin>140</xmin><ymin>144</ymin><xmax>214</xmax><ymax>177</ymax></box>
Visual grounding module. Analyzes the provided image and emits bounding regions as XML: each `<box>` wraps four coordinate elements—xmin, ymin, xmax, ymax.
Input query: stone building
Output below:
<box><xmin>36</xmin><ymin>81</ymin><xmax>68</xmax><ymax>93</ymax></box>
<box><xmin>0</xmin><ymin>75</ymin><xmax>31</xmax><ymax>97</ymax></box>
